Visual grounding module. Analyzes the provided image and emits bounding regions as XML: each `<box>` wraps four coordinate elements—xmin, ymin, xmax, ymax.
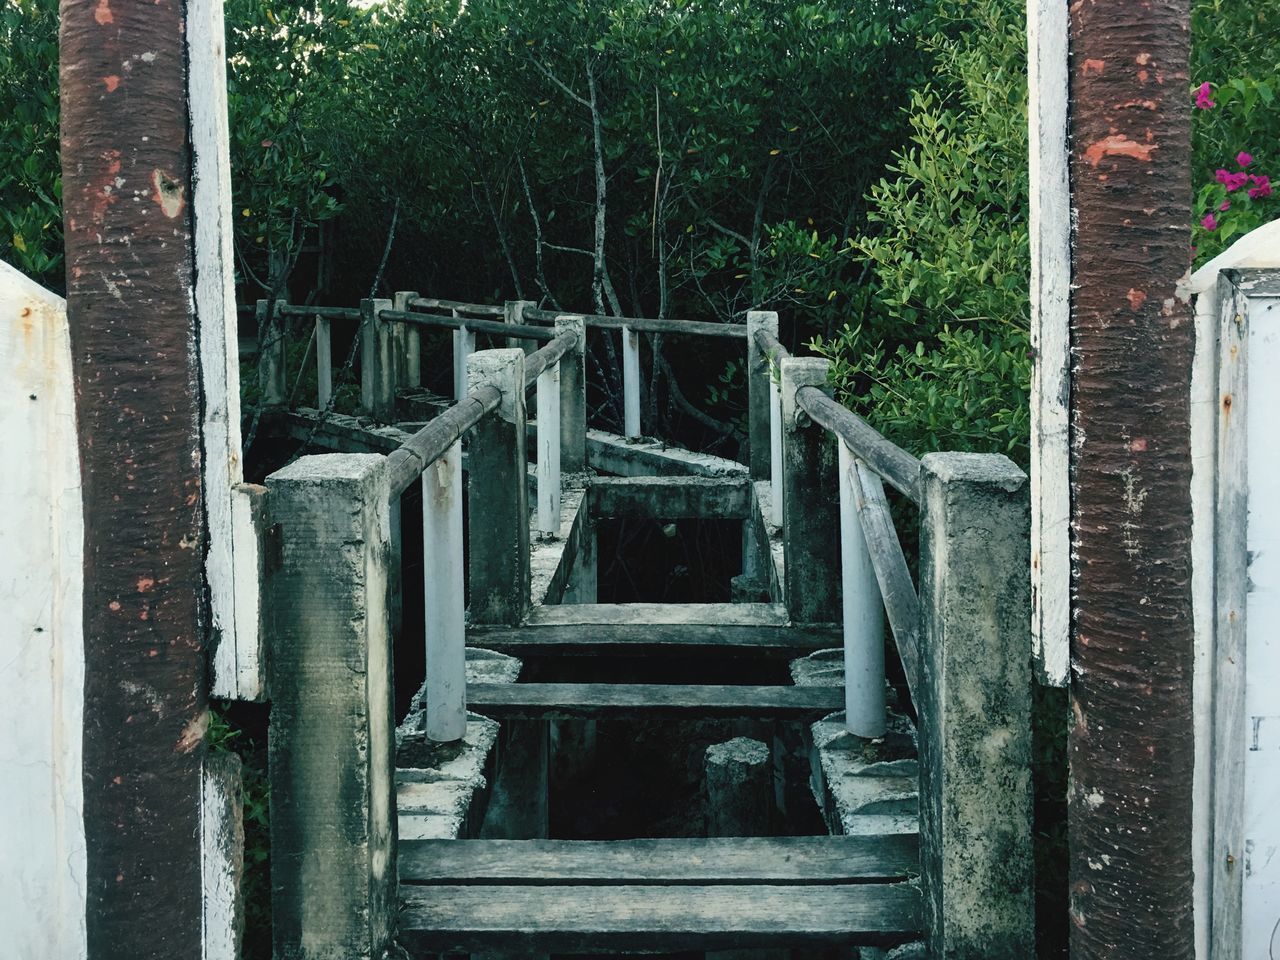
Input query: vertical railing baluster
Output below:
<box><xmin>556</xmin><ymin>315</ymin><xmax>587</xmax><ymax>474</ymax></box>
<box><xmin>315</xmin><ymin>314</ymin><xmax>332</xmax><ymax>409</ymax></box>
<box><xmin>838</xmin><ymin>439</ymin><xmax>887</xmax><ymax>737</ymax></box>
<box><xmin>258</xmin><ymin>298</ymin><xmax>287</xmax><ymax>408</ymax></box>
<box><xmin>422</xmin><ymin>440</ymin><xmax>467</xmax><ymax>742</ymax></box>
<box><xmin>622</xmin><ymin>324</ymin><xmax>641</xmax><ymax>438</ymax></box>
<box><xmin>393</xmin><ymin>290</ymin><xmax>421</xmax><ymax>388</ymax></box>
<box><xmin>359</xmin><ymin>297</ymin><xmax>394</xmax><ymax>422</ymax></box>
<box><xmin>769</xmin><ymin>377</ymin><xmax>784</xmax><ymax>527</ymax></box>
<box><xmin>537</xmin><ymin>364</ymin><xmax>562</xmax><ymax>535</ymax></box>
<box><xmin>746</xmin><ymin>311</ymin><xmax>778</xmax><ymax>481</ymax></box>
<box><xmin>453</xmin><ymin>308</ymin><xmax>475</xmax><ymax>401</ymax></box>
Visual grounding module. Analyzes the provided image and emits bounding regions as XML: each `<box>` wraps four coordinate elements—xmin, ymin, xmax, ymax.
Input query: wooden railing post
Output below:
<box><xmin>504</xmin><ymin>299</ymin><xmax>538</xmax><ymax>354</ymax></box>
<box><xmin>257</xmin><ymin>298</ymin><xmax>287</xmax><ymax>407</ymax></box>
<box><xmin>314</xmin><ymin>313</ymin><xmax>333</xmax><ymax>409</ymax></box>
<box><xmin>917</xmin><ymin>452</ymin><xmax>1033</xmax><ymax>959</ymax></box>
<box><xmin>359</xmin><ymin>297</ymin><xmax>394</xmax><ymax>421</ymax></box>
<box><xmin>453</xmin><ymin>308</ymin><xmax>475</xmax><ymax>401</ymax></box>
<box><xmin>555</xmin><ymin>314</ymin><xmax>587</xmax><ymax>474</ymax></box>
<box><xmin>838</xmin><ymin>440</ymin><xmax>886</xmax><ymax>738</ymax></box>
<box><xmin>779</xmin><ymin>357</ymin><xmax>840</xmax><ymax>623</ymax></box>
<box><xmin>423</xmin><ymin>439</ymin><xmax>467</xmax><ymax>741</ymax></box>
<box><xmin>467</xmin><ymin>348</ymin><xmax>530</xmax><ymax>625</ymax></box>
<box><xmin>622</xmin><ymin>324</ymin><xmax>641</xmax><ymax>438</ymax></box>
<box><xmin>266</xmin><ymin>453</ymin><xmax>397</xmax><ymax>960</ymax></box>
<box><xmin>746</xmin><ymin>310</ymin><xmax>778</xmax><ymax>481</ymax></box>
<box><xmin>394</xmin><ymin>290</ymin><xmax>421</xmax><ymax>387</ymax></box>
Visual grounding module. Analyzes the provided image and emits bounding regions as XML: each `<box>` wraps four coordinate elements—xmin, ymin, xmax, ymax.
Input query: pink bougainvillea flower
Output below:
<box><xmin>1219</xmin><ymin>200</ymin><xmax>1232</xmax><ymax>212</ymax></box>
<box><xmin>1202</xmin><ymin>213</ymin><xmax>1219</xmax><ymax>231</ymax></box>
<box><xmin>1196</xmin><ymin>82</ymin><xmax>1216</xmax><ymax>109</ymax></box>
<box><xmin>1217</xmin><ymin>168</ymin><xmax>1250</xmax><ymax>191</ymax></box>
<box><xmin>1248</xmin><ymin>174</ymin><xmax>1272</xmax><ymax>200</ymax></box>
<box><xmin>1237</xmin><ymin>151</ymin><xmax>1254</xmax><ymax>168</ymax></box>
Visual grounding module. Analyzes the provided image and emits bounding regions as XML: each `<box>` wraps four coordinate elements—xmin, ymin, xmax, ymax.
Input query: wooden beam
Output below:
<box><xmin>399</xmin><ymin>835</ymin><xmax>920</xmax><ymax>885</ymax></box>
<box><xmin>398</xmin><ymin>882</ymin><xmax>921</xmax><ymax>953</ymax></box>
<box><xmin>590</xmin><ymin>476</ymin><xmax>751</xmax><ymax>519</ymax></box>
<box><xmin>465</xmin><ymin>683</ymin><xmax>843</xmax><ymax>719</ymax></box>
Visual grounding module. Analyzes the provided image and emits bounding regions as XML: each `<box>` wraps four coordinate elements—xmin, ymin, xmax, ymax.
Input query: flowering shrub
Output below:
<box><xmin>1192</xmin><ymin>81</ymin><xmax>1276</xmax><ymax>254</ymax></box>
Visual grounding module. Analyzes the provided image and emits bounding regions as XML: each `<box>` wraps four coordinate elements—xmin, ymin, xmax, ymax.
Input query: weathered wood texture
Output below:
<box><xmin>747</xmin><ymin>312</ymin><xmax>780</xmax><ymax>481</ymax></box>
<box><xmin>522</xmin><ymin>331</ymin><xmax>578</xmax><ymax>386</ymax></box>
<box><xmin>411</xmin><ymin>296</ymin><xmax>506</xmax><ymax>317</ymax></box>
<box><xmin>590</xmin><ymin>476</ymin><xmax>751</xmax><ymax>519</ymax></box>
<box><xmin>1067</xmin><ymin>0</ymin><xmax>1196</xmax><ymax>954</ymax></box>
<box><xmin>399</xmin><ymin>835</ymin><xmax>920</xmax><ymax>884</ymax></box>
<box><xmin>781</xmin><ymin>359</ymin><xmax>841</xmax><ymax>623</ymax></box>
<box><xmin>796</xmin><ymin>387</ymin><xmax>921</xmax><ymax>505</ymax></box>
<box><xmin>266</xmin><ymin>455</ymin><xmax>397</xmax><ymax>960</ymax></box>
<box><xmin>555</xmin><ymin>316</ymin><xmax>587</xmax><ymax>473</ymax></box>
<box><xmin>466</xmin><ymin>682</ymin><xmax>843</xmax><ymax>719</ymax></box>
<box><xmin>1028</xmin><ymin>0</ymin><xmax>1072</xmax><ymax>688</ymax></box>
<box><xmin>386</xmin><ymin>385</ymin><xmax>502</xmax><ymax>497</ymax></box>
<box><xmin>917</xmin><ymin>453</ymin><xmax>1033</xmax><ymax>959</ymax></box>
<box><xmin>524</xmin><ymin>306</ymin><xmax>749</xmax><ymax>339</ymax></box>
<box><xmin>398</xmin><ymin>883</ymin><xmax>920</xmax><ymax>953</ymax></box>
<box><xmin>59</xmin><ymin>0</ymin><xmax>208</xmax><ymax>948</ymax></box>
<box><xmin>0</xmin><ymin>265</ymin><xmax>86</xmax><ymax>959</ymax></box>
<box><xmin>387</xmin><ymin>309</ymin><xmax>556</xmax><ymax>343</ymax></box>
<box><xmin>467</xmin><ymin>350</ymin><xmax>530</xmax><ymax>625</ymax></box>
<box><xmin>201</xmin><ymin>752</ymin><xmax>244</xmax><ymax>960</ymax></box>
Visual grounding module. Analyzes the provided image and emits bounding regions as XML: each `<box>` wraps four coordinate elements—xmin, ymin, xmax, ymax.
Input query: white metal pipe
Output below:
<box><xmin>452</xmin><ymin>309</ymin><xmax>475</xmax><ymax>401</ymax></box>
<box><xmin>769</xmin><ymin>378</ymin><xmax>784</xmax><ymax>527</ymax></box>
<box><xmin>622</xmin><ymin>324</ymin><xmax>641</xmax><ymax>438</ymax></box>
<box><xmin>839</xmin><ymin>439</ymin><xmax>887</xmax><ymax>738</ymax></box>
<box><xmin>422</xmin><ymin>440</ymin><xmax>467</xmax><ymax>742</ymax></box>
<box><xmin>537</xmin><ymin>365</ymin><xmax>562</xmax><ymax>535</ymax></box>
<box><xmin>315</xmin><ymin>316</ymin><xmax>332</xmax><ymax>409</ymax></box>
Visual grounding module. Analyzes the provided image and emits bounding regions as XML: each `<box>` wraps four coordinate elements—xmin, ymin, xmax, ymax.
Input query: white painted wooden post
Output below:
<box><xmin>1028</xmin><ymin>0</ymin><xmax>1071</xmax><ymax>688</ymax></box>
<box><xmin>0</xmin><ymin>263</ymin><xmax>87</xmax><ymax>960</ymax></box>
<box><xmin>838</xmin><ymin>440</ymin><xmax>887</xmax><ymax>738</ymax></box>
<box><xmin>769</xmin><ymin>377</ymin><xmax>783</xmax><ymax>528</ymax></box>
<box><xmin>316</xmin><ymin>315</ymin><xmax>333</xmax><ymax>409</ymax></box>
<box><xmin>622</xmin><ymin>324</ymin><xmax>641</xmax><ymax>438</ymax></box>
<box><xmin>422</xmin><ymin>441</ymin><xmax>467</xmax><ymax>742</ymax></box>
<box><xmin>453</xmin><ymin>308</ymin><xmax>475</xmax><ymax>401</ymax></box>
<box><xmin>393</xmin><ymin>290</ymin><xmax>421</xmax><ymax>388</ymax></box>
<box><xmin>537</xmin><ymin>364</ymin><xmax>562</xmax><ymax>536</ymax></box>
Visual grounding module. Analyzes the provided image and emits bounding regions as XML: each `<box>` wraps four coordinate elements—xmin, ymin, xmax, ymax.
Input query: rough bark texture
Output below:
<box><xmin>1067</xmin><ymin>3</ymin><xmax>1195</xmax><ymax>956</ymax></box>
<box><xmin>59</xmin><ymin>0</ymin><xmax>207</xmax><ymax>956</ymax></box>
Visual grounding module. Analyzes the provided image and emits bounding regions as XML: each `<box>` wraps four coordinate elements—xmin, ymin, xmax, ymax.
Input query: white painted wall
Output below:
<box><xmin>1188</xmin><ymin>220</ymin><xmax>1280</xmax><ymax>960</ymax></box>
<box><xmin>0</xmin><ymin>262</ymin><xmax>87</xmax><ymax>959</ymax></box>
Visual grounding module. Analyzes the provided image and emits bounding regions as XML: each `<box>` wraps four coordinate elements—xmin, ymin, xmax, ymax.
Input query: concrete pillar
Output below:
<box><xmin>467</xmin><ymin>349</ymin><xmax>530</xmax><ymax>626</ymax></box>
<box><xmin>746</xmin><ymin>311</ymin><xmax>778</xmax><ymax>481</ymax></box>
<box><xmin>393</xmin><ymin>290</ymin><xmax>421</xmax><ymax>387</ymax></box>
<box><xmin>480</xmin><ymin>720</ymin><xmax>550</xmax><ymax>840</ymax></box>
<box><xmin>360</xmin><ymin>297</ymin><xmax>395</xmax><ymax>421</ymax></box>
<box><xmin>556</xmin><ymin>315</ymin><xmax>588</xmax><ymax>475</ymax></box>
<box><xmin>504</xmin><ymin>299</ymin><xmax>538</xmax><ymax>354</ymax></box>
<box><xmin>780</xmin><ymin>357</ymin><xmax>841</xmax><ymax>623</ymax></box>
<box><xmin>704</xmin><ymin>737</ymin><xmax>773</xmax><ymax>837</ymax></box>
<box><xmin>257</xmin><ymin>298</ymin><xmax>287</xmax><ymax>408</ymax></box>
<box><xmin>917</xmin><ymin>452</ymin><xmax>1033</xmax><ymax>960</ymax></box>
<box><xmin>266</xmin><ymin>454</ymin><xmax>397</xmax><ymax>960</ymax></box>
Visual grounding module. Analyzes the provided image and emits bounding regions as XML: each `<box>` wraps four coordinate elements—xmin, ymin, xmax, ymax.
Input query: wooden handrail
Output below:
<box><xmin>523</xmin><ymin>331</ymin><xmax>579</xmax><ymax>388</ymax></box>
<box><xmin>796</xmin><ymin>387</ymin><xmax>922</xmax><ymax>505</ymax></box>
<box><xmin>752</xmin><ymin>327</ymin><xmax>790</xmax><ymax>360</ymax></box>
<box><xmin>523</xmin><ymin>306</ymin><xmax>747</xmax><ymax>340</ymax></box>
<box><xmin>409</xmin><ymin>296</ymin><xmax>505</xmax><ymax>317</ymax></box>
<box><xmin>276</xmin><ymin>303</ymin><xmax>361</xmax><ymax>320</ymax></box>
<box><xmin>385</xmin><ymin>384</ymin><xmax>502</xmax><ymax>499</ymax></box>
<box><xmin>383</xmin><ymin>309</ymin><xmax>555</xmax><ymax>343</ymax></box>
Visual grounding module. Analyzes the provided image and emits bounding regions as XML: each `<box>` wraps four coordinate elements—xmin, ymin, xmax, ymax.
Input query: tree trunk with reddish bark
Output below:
<box><xmin>59</xmin><ymin>0</ymin><xmax>207</xmax><ymax>955</ymax></box>
<box><xmin>1068</xmin><ymin>2</ymin><xmax>1196</xmax><ymax>957</ymax></box>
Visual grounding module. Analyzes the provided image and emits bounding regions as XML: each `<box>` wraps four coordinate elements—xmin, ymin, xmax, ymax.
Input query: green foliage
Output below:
<box><xmin>813</xmin><ymin>0</ymin><xmax>1031</xmax><ymax>465</ymax></box>
<box><xmin>0</xmin><ymin>0</ymin><xmax>61</xmax><ymax>286</ymax></box>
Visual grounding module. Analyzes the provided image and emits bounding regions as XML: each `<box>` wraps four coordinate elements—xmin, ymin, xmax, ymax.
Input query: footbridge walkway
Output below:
<box><xmin>252</xmin><ymin>296</ymin><xmax>1033</xmax><ymax>959</ymax></box>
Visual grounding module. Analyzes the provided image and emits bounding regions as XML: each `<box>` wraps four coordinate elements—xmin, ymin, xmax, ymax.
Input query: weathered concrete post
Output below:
<box><xmin>359</xmin><ymin>297</ymin><xmax>395</xmax><ymax>422</ymax></box>
<box><xmin>453</xmin><ymin>309</ymin><xmax>475</xmax><ymax>401</ymax></box>
<box><xmin>314</xmin><ymin>314</ymin><xmax>333</xmax><ymax>409</ymax></box>
<box><xmin>423</xmin><ymin>440</ymin><xmax>467</xmax><ymax>742</ymax></box>
<box><xmin>779</xmin><ymin>357</ymin><xmax>841</xmax><ymax>623</ymax></box>
<box><xmin>258</xmin><ymin>298</ymin><xmax>287</xmax><ymax>407</ymax></box>
<box><xmin>505</xmin><ymin>299</ymin><xmax>538</xmax><ymax>354</ymax></box>
<box><xmin>704</xmin><ymin>737</ymin><xmax>773</xmax><ymax>837</ymax></box>
<box><xmin>468</xmin><ymin>349</ymin><xmax>531</xmax><ymax>625</ymax></box>
<box><xmin>266</xmin><ymin>453</ymin><xmax>398</xmax><ymax>960</ymax></box>
<box><xmin>393</xmin><ymin>289</ymin><xmax>421</xmax><ymax>387</ymax></box>
<box><xmin>916</xmin><ymin>452</ymin><xmax>1033</xmax><ymax>959</ymax></box>
<box><xmin>555</xmin><ymin>315</ymin><xmax>588</xmax><ymax>475</ymax></box>
<box><xmin>746</xmin><ymin>311</ymin><xmax>778</xmax><ymax>481</ymax></box>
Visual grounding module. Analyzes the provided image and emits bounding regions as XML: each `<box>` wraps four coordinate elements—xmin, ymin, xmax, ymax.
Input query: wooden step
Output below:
<box><xmin>399</xmin><ymin>835</ymin><xmax>919</xmax><ymax>885</ymax></box>
<box><xmin>398</xmin><ymin>882</ymin><xmax>921</xmax><ymax>953</ymax></box>
<box><xmin>465</xmin><ymin>682</ymin><xmax>844</xmax><ymax>719</ymax></box>
<box><xmin>468</xmin><ymin>602</ymin><xmax>839</xmax><ymax>656</ymax></box>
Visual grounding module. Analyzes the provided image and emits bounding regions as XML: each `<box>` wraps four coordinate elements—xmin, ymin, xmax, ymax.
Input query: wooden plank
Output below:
<box><xmin>590</xmin><ymin>476</ymin><xmax>751</xmax><ymax>519</ymax></box>
<box><xmin>468</xmin><ymin>622</ymin><xmax>837</xmax><ymax>656</ymax></box>
<box><xmin>526</xmin><ymin>601</ymin><xmax>790</xmax><ymax>627</ymax></box>
<box><xmin>399</xmin><ymin>835</ymin><xmax>920</xmax><ymax>885</ymax></box>
<box><xmin>1028</xmin><ymin>0</ymin><xmax>1072</xmax><ymax>689</ymax></box>
<box><xmin>465</xmin><ymin>683</ymin><xmax>843</xmax><ymax>719</ymax></box>
<box><xmin>398</xmin><ymin>882</ymin><xmax>920</xmax><ymax>953</ymax></box>
<box><xmin>1211</xmin><ymin>272</ymin><xmax>1249</xmax><ymax>960</ymax></box>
